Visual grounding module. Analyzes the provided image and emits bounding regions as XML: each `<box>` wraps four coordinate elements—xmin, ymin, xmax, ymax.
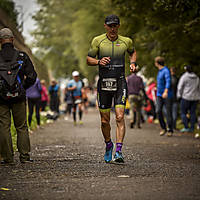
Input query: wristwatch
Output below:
<box><xmin>130</xmin><ymin>61</ymin><xmax>137</xmax><ymax>66</ymax></box>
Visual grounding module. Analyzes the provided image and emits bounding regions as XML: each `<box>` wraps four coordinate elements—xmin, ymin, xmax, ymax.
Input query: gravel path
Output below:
<box><xmin>0</xmin><ymin>108</ymin><xmax>200</xmax><ymax>200</ymax></box>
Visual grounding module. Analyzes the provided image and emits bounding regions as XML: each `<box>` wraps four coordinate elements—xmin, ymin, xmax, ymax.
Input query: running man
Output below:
<box><xmin>67</xmin><ymin>71</ymin><xmax>84</xmax><ymax>125</ymax></box>
<box><xmin>87</xmin><ymin>14</ymin><xmax>137</xmax><ymax>163</ymax></box>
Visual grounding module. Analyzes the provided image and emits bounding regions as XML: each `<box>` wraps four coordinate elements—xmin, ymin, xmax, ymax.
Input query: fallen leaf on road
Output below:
<box><xmin>117</xmin><ymin>175</ymin><xmax>130</xmax><ymax>178</ymax></box>
<box><xmin>0</xmin><ymin>188</ymin><xmax>10</xmax><ymax>191</ymax></box>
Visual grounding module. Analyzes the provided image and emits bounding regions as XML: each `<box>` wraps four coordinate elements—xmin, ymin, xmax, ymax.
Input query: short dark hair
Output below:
<box><xmin>184</xmin><ymin>65</ymin><xmax>193</xmax><ymax>73</ymax></box>
<box><xmin>155</xmin><ymin>56</ymin><xmax>165</xmax><ymax>66</ymax></box>
<box><xmin>170</xmin><ymin>67</ymin><xmax>176</xmax><ymax>73</ymax></box>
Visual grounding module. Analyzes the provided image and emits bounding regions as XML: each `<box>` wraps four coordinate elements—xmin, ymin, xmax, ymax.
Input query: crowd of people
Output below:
<box><xmin>127</xmin><ymin>57</ymin><xmax>200</xmax><ymax>138</ymax></box>
<box><xmin>0</xmin><ymin>13</ymin><xmax>200</xmax><ymax>166</ymax></box>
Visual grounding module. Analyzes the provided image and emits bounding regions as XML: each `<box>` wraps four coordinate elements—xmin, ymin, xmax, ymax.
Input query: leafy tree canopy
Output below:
<box><xmin>33</xmin><ymin>0</ymin><xmax>200</xmax><ymax>82</ymax></box>
<box><xmin>0</xmin><ymin>0</ymin><xmax>18</xmax><ymax>27</ymax></box>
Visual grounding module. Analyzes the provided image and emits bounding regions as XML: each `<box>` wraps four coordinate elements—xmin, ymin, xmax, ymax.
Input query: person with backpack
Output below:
<box><xmin>0</xmin><ymin>28</ymin><xmax>37</xmax><ymax>165</ymax></box>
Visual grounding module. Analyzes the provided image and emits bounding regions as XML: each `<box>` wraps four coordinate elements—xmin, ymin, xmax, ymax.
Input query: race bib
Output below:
<box><xmin>101</xmin><ymin>78</ymin><xmax>117</xmax><ymax>91</ymax></box>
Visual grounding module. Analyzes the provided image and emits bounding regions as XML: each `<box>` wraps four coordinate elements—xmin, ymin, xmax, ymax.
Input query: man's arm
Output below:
<box><xmin>87</xmin><ymin>56</ymin><xmax>99</xmax><ymax>66</ymax></box>
<box><xmin>162</xmin><ymin>69</ymin><xmax>171</xmax><ymax>98</ymax></box>
<box><xmin>23</xmin><ymin>52</ymin><xmax>37</xmax><ymax>89</ymax></box>
<box><xmin>177</xmin><ymin>76</ymin><xmax>184</xmax><ymax>99</ymax></box>
<box><xmin>87</xmin><ymin>56</ymin><xmax>111</xmax><ymax>66</ymax></box>
<box><xmin>67</xmin><ymin>85</ymin><xmax>76</xmax><ymax>91</ymax></box>
<box><xmin>67</xmin><ymin>82</ymin><xmax>76</xmax><ymax>91</ymax></box>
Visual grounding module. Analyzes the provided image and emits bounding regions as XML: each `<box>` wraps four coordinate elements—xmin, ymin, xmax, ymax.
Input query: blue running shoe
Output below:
<box><xmin>104</xmin><ymin>143</ymin><xmax>113</xmax><ymax>163</ymax></box>
<box><xmin>113</xmin><ymin>151</ymin><xmax>124</xmax><ymax>163</ymax></box>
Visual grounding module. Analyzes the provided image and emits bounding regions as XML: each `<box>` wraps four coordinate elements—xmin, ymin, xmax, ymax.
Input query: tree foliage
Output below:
<box><xmin>33</xmin><ymin>0</ymin><xmax>200</xmax><ymax>81</ymax></box>
<box><xmin>0</xmin><ymin>0</ymin><xmax>18</xmax><ymax>27</ymax></box>
<box><xmin>112</xmin><ymin>0</ymin><xmax>200</xmax><ymax>77</ymax></box>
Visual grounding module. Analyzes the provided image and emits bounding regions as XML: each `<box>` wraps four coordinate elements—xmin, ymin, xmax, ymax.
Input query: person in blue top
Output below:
<box><xmin>49</xmin><ymin>79</ymin><xmax>60</xmax><ymax>113</ymax></box>
<box><xmin>67</xmin><ymin>71</ymin><xmax>84</xmax><ymax>125</ymax></box>
<box><xmin>155</xmin><ymin>56</ymin><xmax>173</xmax><ymax>137</ymax></box>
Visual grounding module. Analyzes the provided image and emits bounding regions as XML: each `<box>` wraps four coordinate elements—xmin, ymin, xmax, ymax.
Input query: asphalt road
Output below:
<box><xmin>0</xmin><ymin>108</ymin><xmax>200</xmax><ymax>200</ymax></box>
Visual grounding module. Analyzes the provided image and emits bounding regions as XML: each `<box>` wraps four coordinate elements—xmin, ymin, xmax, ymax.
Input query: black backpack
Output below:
<box><xmin>0</xmin><ymin>51</ymin><xmax>24</xmax><ymax>100</ymax></box>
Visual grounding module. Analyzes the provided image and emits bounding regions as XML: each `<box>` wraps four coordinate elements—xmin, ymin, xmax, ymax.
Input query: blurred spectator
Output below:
<box><xmin>40</xmin><ymin>79</ymin><xmax>49</xmax><ymax>111</ymax></box>
<box><xmin>177</xmin><ymin>65</ymin><xmax>200</xmax><ymax>133</ymax></box>
<box><xmin>170</xmin><ymin>67</ymin><xmax>179</xmax><ymax>130</ymax></box>
<box><xmin>145</xmin><ymin>78</ymin><xmax>157</xmax><ymax>120</ymax></box>
<box><xmin>155</xmin><ymin>56</ymin><xmax>173</xmax><ymax>137</ymax></box>
<box><xmin>64</xmin><ymin>88</ymin><xmax>73</xmax><ymax>120</ymax></box>
<box><xmin>0</xmin><ymin>27</ymin><xmax>37</xmax><ymax>164</ymax></box>
<box><xmin>127</xmin><ymin>69</ymin><xmax>146</xmax><ymax>129</ymax></box>
<box><xmin>87</xmin><ymin>87</ymin><xmax>97</xmax><ymax>108</ymax></box>
<box><xmin>49</xmin><ymin>79</ymin><xmax>60</xmax><ymax>113</ymax></box>
<box><xmin>67</xmin><ymin>71</ymin><xmax>84</xmax><ymax>125</ymax></box>
<box><xmin>26</xmin><ymin>78</ymin><xmax>42</xmax><ymax>129</ymax></box>
<box><xmin>81</xmin><ymin>86</ymin><xmax>89</xmax><ymax>114</ymax></box>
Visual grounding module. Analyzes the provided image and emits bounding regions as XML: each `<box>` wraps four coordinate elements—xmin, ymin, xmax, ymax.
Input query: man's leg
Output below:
<box><xmin>11</xmin><ymin>101</ymin><xmax>31</xmax><ymax>162</ymax></box>
<box><xmin>149</xmin><ymin>99</ymin><xmax>156</xmax><ymax>120</ymax></box>
<box><xmin>0</xmin><ymin>104</ymin><xmax>13</xmax><ymax>163</ymax></box>
<box><xmin>27</xmin><ymin>98</ymin><xmax>34</xmax><ymax>127</ymax></box>
<box><xmin>100</xmin><ymin>110</ymin><xmax>113</xmax><ymax>163</ymax></box>
<box><xmin>72</xmin><ymin>103</ymin><xmax>77</xmax><ymax>124</ymax></box>
<box><xmin>78</xmin><ymin>103</ymin><xmax>83</xmax><ymax>123</ymax></box>
<box><xmin>100</xmin><ymin>111</ymin><xmax>111</xmax><ymax>142</ymax></box>
<box><xmin>35</xmin><ymin>98</ymin><xmax>41</xmax><ymax>126</ymax></box>
<box><xmin>135</xmin><ymin>99</ymin><xmax>142</xmax><ymax>128</ymax></box>
<box><xmin>189</xmin><ymin>100</ymin><xmax>198</xmax><ymax>131</ymax></box>
<box><xmin>112</xmin><ymin>106</ymin><xmax>126</xmax><ymax>163</ymax></box>
<box><xmin>128</xmin><ymin>95</ymin><xmax>135</xmax><ymax>128</ymax></box>
<box><xmin>157</xmin><ymin>97</ymin><xmax>167</xmax><ymax>131</ymax></box>
<box><xmin>165</xmin><ymin>98</ymin><xmax>173</xmax><ymax>135</ymax></box>
<box><xmin>180</xmin><ymin>98</ymin><xmax>189</xmax><ymax>129</ymax></box>
<box><xmin>115</xmin><ymin>107</ymin><xmax>125</xmax><ymax>143</ymax></box>
<box><xmin>172</xmin><ymin>101</ymin><xmax>178</xmax><ymax>129</ymax></box>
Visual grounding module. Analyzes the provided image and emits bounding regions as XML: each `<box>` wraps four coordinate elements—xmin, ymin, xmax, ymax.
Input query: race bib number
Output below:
<box><xmin>101</xmin><ymin>78</ymin><xmax>117</xmax><ymax>91</ymax></box>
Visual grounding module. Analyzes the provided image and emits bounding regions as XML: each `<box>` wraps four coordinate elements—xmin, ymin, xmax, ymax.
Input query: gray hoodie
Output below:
<box><xmin>177</xmin><ymin>72</ymin><xmax>200</xmax><ymax>101</ymax></box>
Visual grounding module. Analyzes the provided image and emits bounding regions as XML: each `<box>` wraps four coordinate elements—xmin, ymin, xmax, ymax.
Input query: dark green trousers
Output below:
<box><xmin>0</xmin><ymin>101</ymin><xmax>30</xmax><ymax>162</ymax></box>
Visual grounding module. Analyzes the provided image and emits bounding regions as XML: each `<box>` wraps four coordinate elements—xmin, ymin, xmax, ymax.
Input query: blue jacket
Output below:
<box><xmin>157</xmin><ymin>66</ymin><xmax>172</xmax><ymax>98</ymax></box>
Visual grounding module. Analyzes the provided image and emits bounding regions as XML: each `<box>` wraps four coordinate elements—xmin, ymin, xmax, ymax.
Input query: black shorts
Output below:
<box><xmin>97</xmin><ymin>77</ymin><xmax>127</xmax><ymax>112</ymax></box>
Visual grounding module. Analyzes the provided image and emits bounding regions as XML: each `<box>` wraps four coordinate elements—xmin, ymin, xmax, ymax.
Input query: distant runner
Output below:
<box><xmin>67</xmin><ymin>71</ymin><xmax>84</xmax><ymax>125</ymax></box>
<box><xmin>87</xmin><ymin>14</ymin><xmax>137</xmax><ymax>163</ymax></box>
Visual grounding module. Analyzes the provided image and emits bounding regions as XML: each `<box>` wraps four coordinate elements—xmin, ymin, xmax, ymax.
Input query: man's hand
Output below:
<box><xmin>130</xmin><ymin>63</ymin><xmax>136</xmax><ymax>73</ymax></box>
<box><xmin>162</xmin><ymin>89</ymin><xmax>168</xmax><ymax>99</ymax></box>
<box><xmin>68</xmin><ymin>86</ymin><xmax>76</xmax><ymax>91</ymax></box>
<box><xmin>99</xmin><ymin>57</ymin><xmax>110</xmax><ymax>66</ymax></box>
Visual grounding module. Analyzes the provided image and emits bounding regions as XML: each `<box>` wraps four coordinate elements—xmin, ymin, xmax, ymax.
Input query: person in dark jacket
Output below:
<box><xmin>127</xmin><ymin>68</ymin><xmax>146</xmax><ymax>129</ymax></box>
<box><xmin>170</xmin><ymin>67</ymin><xmax>179</xmax><ymax>130</ymax></box>
<box><xmin>49</xmin><ymin>79</ymin><xmax>60</xmax><ymax>113</ymax></box>
<box><xmin>0</xmin><ymin>28</ymin><xmax>37</xmax><ymax>165</ymax></box>
<box><xmin>26</xmin><ymin>78</ymin><xmax>42</xmax><ymax>129</ymax></box>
